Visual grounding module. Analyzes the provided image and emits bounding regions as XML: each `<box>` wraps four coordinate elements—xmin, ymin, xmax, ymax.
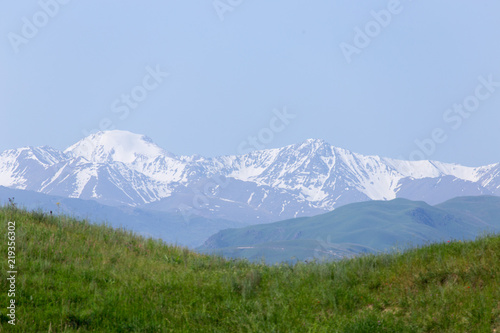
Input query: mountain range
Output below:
<box><xmin>1</xmin><ymin>130</ymin><xmax>499</xmax><ymax>247</ymax></box>
<box><xmin>2</xmin><ymin>130</ymin><xmax>500</xmax><ymax>221</ymax></box>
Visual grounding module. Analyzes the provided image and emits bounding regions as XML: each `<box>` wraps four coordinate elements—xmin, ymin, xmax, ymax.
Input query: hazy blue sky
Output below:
<box><xmin>1</xmin><ymin>0</ymin><xmax>499</xmax><ymax>166</ymax></box>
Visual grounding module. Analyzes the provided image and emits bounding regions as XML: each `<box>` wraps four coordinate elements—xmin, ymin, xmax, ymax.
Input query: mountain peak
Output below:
<box><xmin>303</xmin><ymin>138</ymin><xmax>328</xmax><ymax>145</ymax></box>
<box><xmin>64</xmin><ymin>130</ymin><xmax>168</xmax><ymax>164</ymax></box>
<box><xmin>285</xmin><ymin>138</ymin><xmax>334</xmax><ymax>156</ymax></box>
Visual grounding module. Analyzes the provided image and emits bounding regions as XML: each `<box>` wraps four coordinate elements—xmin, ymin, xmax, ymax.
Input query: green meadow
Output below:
<box><xmin>0</xmin><ymin>204</ymin><xmax>498</xmax><ymax>332</ymax></box>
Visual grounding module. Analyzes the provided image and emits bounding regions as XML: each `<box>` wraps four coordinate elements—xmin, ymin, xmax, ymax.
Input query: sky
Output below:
<box><xmin>1</xmin><ymin>0</ymin><xmax>500</xmax><ymax>166</ymax></box>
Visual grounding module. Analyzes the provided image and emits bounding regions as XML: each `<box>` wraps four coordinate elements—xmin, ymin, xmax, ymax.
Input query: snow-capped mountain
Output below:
<box><xmin>1</xmin><ymin>130</ymin><xmax>499</xmax><ymax>223</ymax></box>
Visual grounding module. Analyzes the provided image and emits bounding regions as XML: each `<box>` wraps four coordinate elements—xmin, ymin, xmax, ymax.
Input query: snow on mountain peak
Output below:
<box><xmin>2</xmin><ymin>130</ymin><xmax>500</xmax><ymax>221</ymax></box>
<box><xmin>303</xmin><ymin>138</ymin><xmax>327</xmax><ymax>145</ymax></box>
<box><xmin>296</xmin><ymin>138</ymin><xmax>330</xmax><ymax>149</ymax></box>
<box><xmin>64</xmin><ymin>130</ymin><xmax>168</xmax><ymax>164</ymax></box>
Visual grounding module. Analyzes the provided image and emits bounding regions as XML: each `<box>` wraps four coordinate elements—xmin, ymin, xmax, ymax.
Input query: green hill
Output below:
<box><xmin>199</xmin><ymin>196</ymin><xmax>500</xmax><ymax>263</ymax></box>
<box><xmin>436</xmin><ymin>195</ymin><xmax>500</xmax><ymax>225</ymax></box>
<box><xmin>0</xmin><ymin>204</ymin><xmax>499</xmax><ymax>332</ymax></box>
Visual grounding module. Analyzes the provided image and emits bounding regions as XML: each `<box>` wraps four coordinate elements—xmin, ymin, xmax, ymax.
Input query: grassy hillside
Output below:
<box><xmin>0</xmin><ymin>205</ymin><xmax>499</xmax><ymax>332</ymax></box>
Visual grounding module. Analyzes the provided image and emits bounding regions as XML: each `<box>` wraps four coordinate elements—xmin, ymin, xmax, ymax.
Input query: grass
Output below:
<box><xmin>0</xmin><ymin>204</ymin><xmax>499</xmax><ymax>332</ymax></box>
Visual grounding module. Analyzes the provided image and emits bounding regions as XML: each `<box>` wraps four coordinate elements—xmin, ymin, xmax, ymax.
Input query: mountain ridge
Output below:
<box><xmin>1</xmin><ymin>130</ymin><xmax>499</xmax><ymax>223</ymax></box>
<box><xmin>199</xmin><ymin>195</ymin><xmax>500</xmax><ymax>263</ymax></box>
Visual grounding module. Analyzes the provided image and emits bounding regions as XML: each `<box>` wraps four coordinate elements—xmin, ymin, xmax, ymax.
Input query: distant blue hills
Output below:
<box><xmin>3</xmin><ymin>185</ymin><xmax>499</xmax><ymax>264</ymax></box>
<box><xmin>0</xmin><ymin>186</ymin><xmax>245</xmax><ymax>248</ymax></box>
<box><xmin>199</xmin><ymin>196</ymin><xmax>500</xmax><ymax>264</ymax></box>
